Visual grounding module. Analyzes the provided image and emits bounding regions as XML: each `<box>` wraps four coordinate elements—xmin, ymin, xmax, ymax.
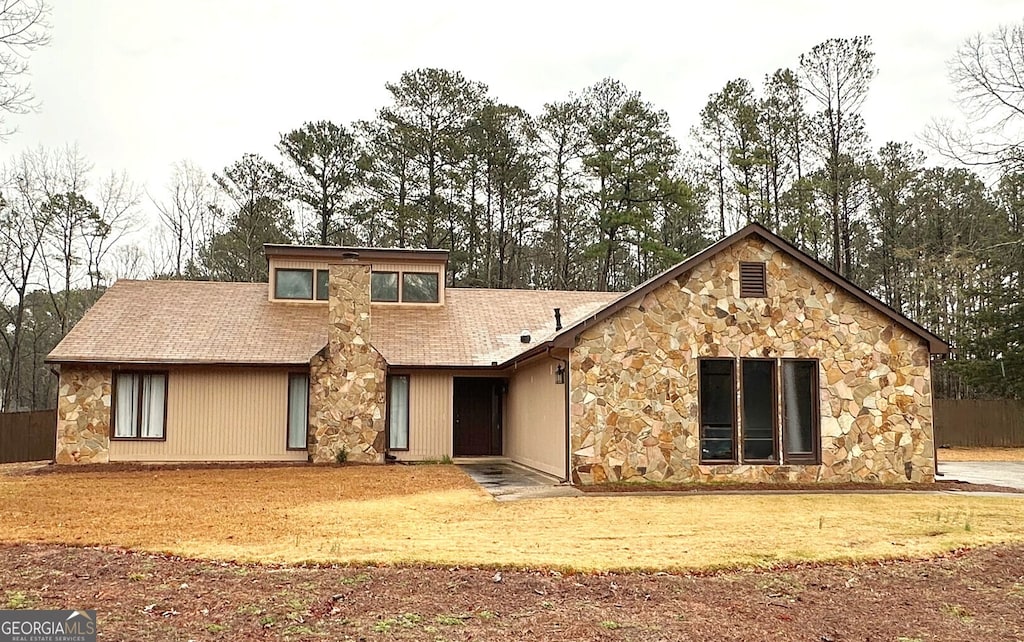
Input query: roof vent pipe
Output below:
<box><xmin>520</xmin><ymin>330</ymin><xmax>531</xmax><ymax>344</ymax></box>
<box><xmin>554</xmin><ymin>308</ymin><xmax>562</xmax><ymax>331</ymax></box>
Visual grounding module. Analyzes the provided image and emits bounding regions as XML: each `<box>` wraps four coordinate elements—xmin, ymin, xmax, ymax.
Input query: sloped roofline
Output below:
<box><xmin>540</xmin><ymin>222</ymin><xmax>950</xmax><ymax>355</ymax></box>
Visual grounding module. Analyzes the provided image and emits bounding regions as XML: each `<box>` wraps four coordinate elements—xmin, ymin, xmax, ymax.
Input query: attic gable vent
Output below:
<box><xmin>739</xmin><ymin>262</ymin><xmax>767</xmax><ymax>297</ymax></box>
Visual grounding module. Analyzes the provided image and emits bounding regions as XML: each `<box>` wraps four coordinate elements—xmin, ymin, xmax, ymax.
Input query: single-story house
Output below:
<box><xmin>46</xmin><ymin>223</ymin><xmax>948</xmax><ymax>484</ymax></box>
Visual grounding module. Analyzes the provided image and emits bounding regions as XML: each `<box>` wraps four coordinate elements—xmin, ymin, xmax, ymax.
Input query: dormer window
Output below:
<box><xmin>315</xmin><ymin>269</ymin><xmax>329</xmax><ymax>301</ymax></box>
<box><xmin>265</xmin><ymin>244</ymin><xmax>448</xmax><ymax>305</ymax></box>
<box><xmin>371</xmin><ymin>272</ymin><xmax>399</xmax><ymax>302</ymax></box>
<box><xmin>275</xmin><ymin>269</ymin><xmax>314</xmax><ymax>300</ymax></box>
<box><xmin>402</xmin><ymin>273</ymin><xmax>439</xmax><ymax>303</ymax></box>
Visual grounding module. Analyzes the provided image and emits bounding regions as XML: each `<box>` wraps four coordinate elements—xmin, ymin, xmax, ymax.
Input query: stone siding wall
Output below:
<box><xmin>308</xmin><ymin>263</ymin><xmax>387</xmax><ymax>463</ymax></box>
<box><xmin>570</xmin><ymin>237</ymin><xmax>935</xmax><ymax>485</ymax></box>
<box><xmin>55</xmin><ymin>366</ymin><xmax>112</xmax><ymax>464</ymax></box>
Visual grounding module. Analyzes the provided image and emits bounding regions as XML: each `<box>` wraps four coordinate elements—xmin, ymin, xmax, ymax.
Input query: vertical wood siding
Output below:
<box><xmin>392</xmin><ymin>371</ymin><xmax>452</xmax><ymax>461</ymax></box>
<box><xmin>506</xmin><ymin>356</ymin><xmax>566</xmax><ymax>477</ymax></box>
<box><xmin>110</xmin><ymin>368</ymin><xmax>307</xmax><ymax>462</ymax></box>
<box><xmin>0</xmin><ymin>410</ymin><xmax>57</xmax><ymax>463</ymax></box>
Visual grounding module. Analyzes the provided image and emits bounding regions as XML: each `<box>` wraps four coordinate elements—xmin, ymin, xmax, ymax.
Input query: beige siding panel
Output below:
<box><xmin>391</xmin><ymin>371</ymin><xmax>452</xmax><ymax>461</ymax></box>
<box><xmin>272</xmin><ymin>259</ymin><xmax>328</xmax><ymax>271</ymax></box>
<box><xmin>110</xmin><ymin>368</ymin><xmax>307</xmax><ymax>462</ymax></box>
<box><xmin>506</xmin><ymin>356</ymin><xmax>566</xmax><ymax>477</ymax></box>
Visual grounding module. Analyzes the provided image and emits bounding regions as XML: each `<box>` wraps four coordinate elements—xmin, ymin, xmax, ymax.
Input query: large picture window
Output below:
<box><xmin>699</xmin><ymin>358</ymin><xmax>820</xmax><ymax>465</ymax></box>
<box><xmin>287</xmin><ymin>373</ymin><xmax>309</xmax><ymax>450</ymax></box>
<box><xmin>388</xmin><ymin>375</ymin><xmax>409</xmax><ymax>451</ymax></box>
<box><xmin>112</xmin><ymin>372</ymin><xmax>167</xmax><ymax>440</ymax></box>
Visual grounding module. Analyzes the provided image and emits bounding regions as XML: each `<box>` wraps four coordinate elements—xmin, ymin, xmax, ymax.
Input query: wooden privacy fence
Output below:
<box><xmin>0</xmin><ymin>409</ymin><xmax>56</xmax><ymax>463</ymax></box>
<box><xmin>934</xmin><ymin>399</ymin><xmax>1024</xmax><ymax>447</ymax></box>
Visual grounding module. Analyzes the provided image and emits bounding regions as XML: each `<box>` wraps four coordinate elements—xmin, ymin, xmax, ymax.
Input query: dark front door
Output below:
<box><xmin>453</xmin><ymin>377</ymin><xmax>503</xmax><ymax>456</ymax></box>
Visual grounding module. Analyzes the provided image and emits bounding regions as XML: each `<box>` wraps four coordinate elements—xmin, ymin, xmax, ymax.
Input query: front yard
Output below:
<box><xmin>2</xmin><ymin>464</ymin><xmax>1024</xmax><ymax>572</ymax></box>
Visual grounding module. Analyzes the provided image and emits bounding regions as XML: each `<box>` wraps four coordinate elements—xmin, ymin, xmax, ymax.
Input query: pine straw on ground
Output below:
<box><xmin>3</xmin><ymin>464</ymin><xmax>1024</xmax><ymax>572</ymax></box>
<box><xmin>937</xmin><ymin>447</ymin><xmax>1024</xmax><ymax>462</ymax></box>
<box><xmin>1</xmin><ymin>542</ymin><xmax>1022</xmax><ymax>641</ymax></box>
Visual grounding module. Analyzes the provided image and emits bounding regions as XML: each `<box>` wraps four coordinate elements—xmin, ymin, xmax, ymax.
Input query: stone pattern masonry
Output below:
<box><xmin>570</xmin><ymin>237</ymin><xmax>935</xmax><ymax>485</ymax></box>
<box><xmin>309</xmin><ymin>263</ymin><xmax>387</xmax><ymax>463</ymax></box>
<box><xmin>55</xmin><ymin>366</ymin><xmax>112</xmax><ymax>464</ymax></box>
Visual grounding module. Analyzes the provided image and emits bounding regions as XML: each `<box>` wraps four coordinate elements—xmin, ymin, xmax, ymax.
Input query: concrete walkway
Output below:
<box><xmin>457</xmin><ymin>460</ymin><xmax>582</xmax><ymax>501</ymax></box>
<box><xmin>940</xmin><ymin>461</ymin><xmax>1024</xmax><ymax>491</ymax></box>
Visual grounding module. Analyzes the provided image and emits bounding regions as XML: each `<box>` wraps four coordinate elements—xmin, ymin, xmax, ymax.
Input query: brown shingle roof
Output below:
<box><xmin>46</xmin><ymin>281</ymin><xmax>328</xmax><ymax>366</ymax></box>
<box><xmin>46</xmin><ymin>281</ymin><xmax>618</xmax><ymax>368</ymax></box>
<box><xmin>373</xmin><ymin>289</ymin><xmax>619</xmax><ymax>367</ymax></box>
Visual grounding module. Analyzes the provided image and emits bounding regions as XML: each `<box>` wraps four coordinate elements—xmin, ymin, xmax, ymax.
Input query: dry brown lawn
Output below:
<box><xmin>937</xmin><ymin>447</ymin><xmax>1024</xmax><ymax>462</ymax></box>
<box><xmin>2</xmin><ymin>464</ymin><xmax>1024</xmax><ymax>572</ymax></box>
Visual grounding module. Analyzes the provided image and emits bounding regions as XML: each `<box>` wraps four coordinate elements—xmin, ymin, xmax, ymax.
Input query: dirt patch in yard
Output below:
<box><xmin>1</xmin><ymin>542</ymin><xmax>1022</xmax><ymax>641</ymax></box>
<box><xmin>582</xmin><ymin>479</ymin><xmax>1023</xmax><ymax>494</ymax></box>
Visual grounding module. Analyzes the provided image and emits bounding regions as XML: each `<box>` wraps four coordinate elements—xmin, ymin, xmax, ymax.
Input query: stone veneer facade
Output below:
<box><xmin>55</xmin><ymin>366</ymin><xmax>112</xmax><ymax>464</ymax></box>
<box><xmin>570</xmin><ymin>237</ymin><xmax>935</xmax><ymax>485</ymax></box>
<box><xmin>308</xmin><ymin>263</ymin><xmax>387</xmax><ymax>463</ymax></box>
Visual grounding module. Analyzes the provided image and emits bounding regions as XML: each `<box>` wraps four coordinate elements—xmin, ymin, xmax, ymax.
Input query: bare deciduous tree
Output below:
<box><xmin>0</xmin><ymin>0</ymin><xmax>50</xmax><ymax>137</ymax></box>
<box><xmin>150</xmin><ymin>161</ymin><xmax>215</xmax><ymax>278</ymax></box>
<box><xmin>926</xmin><ymin>21</ymin><xmax>1024</xmax><ymax>172</ymax></box>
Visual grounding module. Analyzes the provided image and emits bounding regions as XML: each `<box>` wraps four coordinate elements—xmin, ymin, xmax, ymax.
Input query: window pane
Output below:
<box><xmin>288</xmin><ymin>374</ymin><xmax>309</xmax><ymax>449</ymax></box>
<box><xmin>115</xmin><ymin>373</ymin><xmax>139</xmax><ymax>438</ymax></box>
<box><xmin>140</xmin><ymin>374</ymin><xmax>166</xmax><ymax>438</ymax></box>
<box><xmin>742</xmin><ymin>360</ymin><xmax>776</xmax><ymax>460</ymax></box>
<box><xmin>388</xmin><ymin>376</ymin><xmax>409</xmax><ymax>450</ymax></box>
<box><xmin>371</xmin><ymin>272</ymin><xmax>398</xmax><ymax>302</ymax></box>
<box><xmin>699</xmin><ymin>360</ymin><xmax>735</xmax><ymax>461</ymax></box>
<box><xmin>275</xmin><ymin>269</ymin><xmax>313</xmax><ymax>299</ymax></box>
<box><xmin>315</xmin><ymin>270</ymin><xmax>329</xmax><ymax>301</ymax></box>
<box><xmin>402</xmin><ymin>273</ymin><xmax>438</xmax><ymax>303</ymax></box>
<box><xmin>783</xmin><ymin>361</ymin><xmax>817</xmax><ymax>457</ymax></box>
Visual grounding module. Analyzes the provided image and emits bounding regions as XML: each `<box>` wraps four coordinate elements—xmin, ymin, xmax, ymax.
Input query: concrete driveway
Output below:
<box><xmin>940</xmin><ymin>462</ymin><xmax>1024</xmax><ymax>491</ymax></box>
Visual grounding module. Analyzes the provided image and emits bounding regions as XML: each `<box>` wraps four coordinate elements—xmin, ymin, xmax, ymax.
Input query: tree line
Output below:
<box><xmin>3</xmin><ymin>16</ymin><xmax>1023</xmax><ymax>410</ymax></box>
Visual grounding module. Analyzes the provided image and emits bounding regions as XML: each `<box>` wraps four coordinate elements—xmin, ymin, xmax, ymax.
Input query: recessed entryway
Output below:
<box><xmin>452</xmin><ymin>377</ymin><xmax>504</xmax><ymax>456</ymax></box>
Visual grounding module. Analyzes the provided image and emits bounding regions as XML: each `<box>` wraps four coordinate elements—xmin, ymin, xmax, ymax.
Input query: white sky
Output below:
<box><xmin>6</xmin><ymin>0</ymin><xmax>1022</xmax><ymax>218</ymax></box>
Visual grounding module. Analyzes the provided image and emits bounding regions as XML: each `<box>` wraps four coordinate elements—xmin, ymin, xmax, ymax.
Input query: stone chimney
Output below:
<box><xmin>308</xmin><ymin>262</ymin><xmax>387</xmax><ymax>463</ymax></box>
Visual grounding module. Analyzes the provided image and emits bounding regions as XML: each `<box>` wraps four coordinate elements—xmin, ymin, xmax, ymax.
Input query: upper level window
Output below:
<box><xmin>739</xmin><ymin>262</ymin><xmax>767</xmax><ymax>297</ymax></box>
<box><xmin>315</xmin><ymin>269</ymin><xmax>329</xmax><ymax>301</ymax></box>
<box><xmin>371</xmin><ymin>272</ymin><xmax>399</xmax><ymax>302</ymax></box>
<box><xmin>402</xmin><ymin>273</ymin><xmax>439</xmax><ymax>303</ymax></box>
<box><xmin>275</xmin><ymin>269</ymin><xmax>313</xmax><ymax>300</ymax></box>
